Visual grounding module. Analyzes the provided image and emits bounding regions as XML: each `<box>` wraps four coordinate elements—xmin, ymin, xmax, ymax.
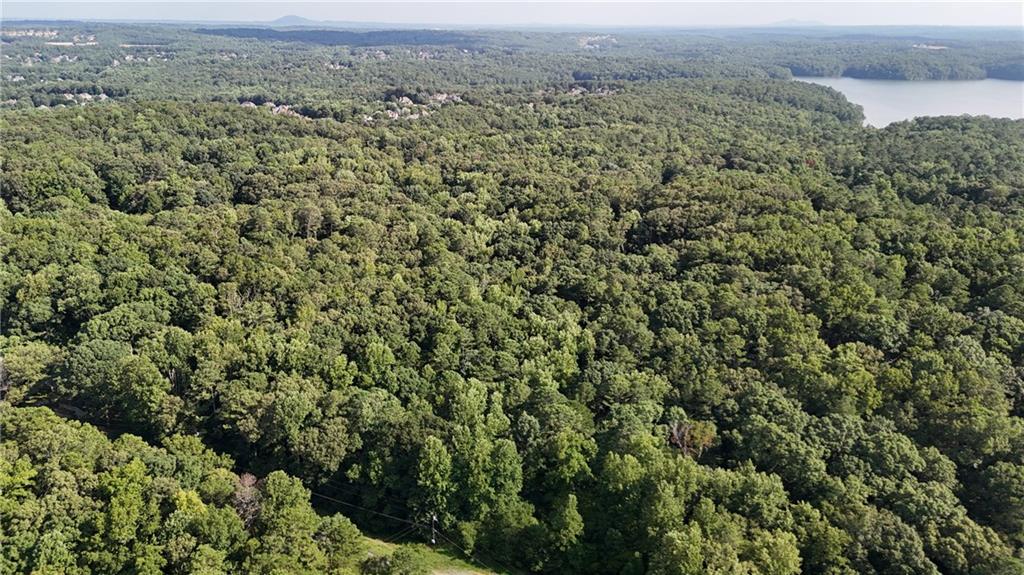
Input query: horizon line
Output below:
<box><xmin>4</xmin><ymin>17</ymin><xmax>1024</xmax><ymax>30</ymax></box>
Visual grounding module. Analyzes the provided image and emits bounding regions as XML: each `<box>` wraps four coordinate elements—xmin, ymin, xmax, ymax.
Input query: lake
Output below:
<box><xmin>795</xmin><ymin>77</ymin><xmax>1024</xmax><ymax>127</ymax></box>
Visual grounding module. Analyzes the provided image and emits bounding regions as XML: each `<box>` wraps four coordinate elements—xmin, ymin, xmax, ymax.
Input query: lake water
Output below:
<box><xmin>795</xmin><ymin>77</ymin><xmax>1024</xmax><ymax>127</ymax></box>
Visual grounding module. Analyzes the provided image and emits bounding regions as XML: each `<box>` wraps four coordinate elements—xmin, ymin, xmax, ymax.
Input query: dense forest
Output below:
<box><xmin>2</xmin><ymin>23</ymin><xmax>1023</xmax><ymax>111</ymax></box>
<box><xmin>2</xmin><ymin>21</ymin><xmax>1024</xmax><ymax>575</ymax></box>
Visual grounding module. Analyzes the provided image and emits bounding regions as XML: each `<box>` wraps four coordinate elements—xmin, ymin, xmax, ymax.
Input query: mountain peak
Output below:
<box><xmin>271</xmin><ymin>15</ymin><xmax>318</xmax><ymax>26</ymax></box>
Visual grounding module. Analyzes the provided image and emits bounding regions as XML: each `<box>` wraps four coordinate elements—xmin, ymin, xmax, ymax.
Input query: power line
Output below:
<box><xmin>433</xmin><ymin>525</ymin><xmax>519</xmax><ymax>575</ymax></box>
<box><xmin>382</xmin><ymin>523</ymin><xmax>420</xmax><ymax>544</ymax></box>
<box><xmin>312</xmin><ymin>483</ymin><xmax>519</xmax><ymax>574</ymax></box>
<box><xmin>309</xmin><ymin>490</ymin><xmax>418</xmax><ymax>527</ymax></box>
<box><xmin>317</xmin><ymin>477</ymin><xmax>414</xmax><ymax>514</ymax></box>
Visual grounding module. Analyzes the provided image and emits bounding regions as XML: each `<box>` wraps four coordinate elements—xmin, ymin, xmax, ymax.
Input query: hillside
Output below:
<box><xmin>2</xmin><ymin>22</ymin><xmax>1023</xmax><ymax>575</ymax></box>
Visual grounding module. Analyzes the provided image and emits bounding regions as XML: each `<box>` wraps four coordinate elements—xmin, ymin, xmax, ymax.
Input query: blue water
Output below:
<box><xmin>795</xmin><ymin>77</ymin><xmax>1024</xmax><ymax>127</ymax></box>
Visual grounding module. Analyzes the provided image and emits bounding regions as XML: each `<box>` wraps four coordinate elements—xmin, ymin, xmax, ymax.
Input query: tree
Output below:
<box><xmin>243</xmin><ymin>472</ymin><xmax>328</xmax><ymax>574</ymax></box>
<box><xmin>317</xmin><ymin>514</ymin><xmax>365</xmax><ymax>571</ymax></box>
<box><xmin>412</xmin><ymin>437</ymin><xmax>454</xmax><ymax>524</ymax></box>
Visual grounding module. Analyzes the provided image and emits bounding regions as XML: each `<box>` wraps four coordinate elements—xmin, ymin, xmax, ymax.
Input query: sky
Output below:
<box><xmin>3</xmin><ymin>1</ymin><xmax>1023</xmax><ymax>28</ymax></box>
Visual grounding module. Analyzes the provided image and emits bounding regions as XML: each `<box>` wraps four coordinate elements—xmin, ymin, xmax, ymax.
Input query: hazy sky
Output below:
<box><xmin>4</xmin><ymin>1</ymin><xmax>1023</xmax><ymax>28</ymax></box>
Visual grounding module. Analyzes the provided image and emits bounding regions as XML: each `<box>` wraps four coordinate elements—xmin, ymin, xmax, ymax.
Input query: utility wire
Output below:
<box><xmin>309</xmin><ymin>490</ymin><xmax>418</xmax><ymax>526</ymax></box>
<box><xmin>433</xmin><ymin>525</ymin><xmax>519</xmax><ymax>575</ymax></box>
<box><xmin>317</xmin><ymin>477</ymin><xmax>414</xmax><ymax>514</ymax></box>
<box><xmin>381</xmin><ymin>523</ymin><xmax>420</xmax><ymax>544</ymax></box>
<box><xmin>312</xmin><ymin>483</ymin><xmax>519</xmax><ymax>574</ymax></box>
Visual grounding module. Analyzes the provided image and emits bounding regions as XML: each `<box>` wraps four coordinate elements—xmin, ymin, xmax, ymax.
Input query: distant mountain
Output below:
<box><xmin>270</xmin><ymin>15</ymin><xmax>320</xmax><ymax>27</ymax></box>
<box><xmin>263</xmin><ymin>15</ymin><xmax>428</xmax><ymax>30</ymax></box>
